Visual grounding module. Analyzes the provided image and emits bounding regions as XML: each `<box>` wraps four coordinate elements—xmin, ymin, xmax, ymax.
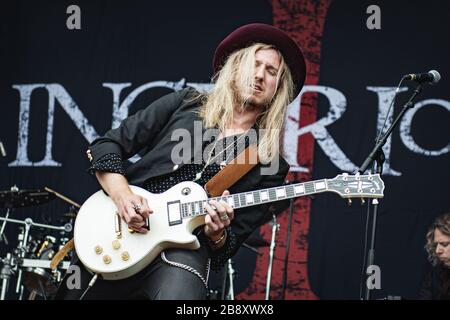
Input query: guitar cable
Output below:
<box><xmin>79</xmin><ymin>273</ymin><xmax>99</xmax><ymax>300</ymax></box>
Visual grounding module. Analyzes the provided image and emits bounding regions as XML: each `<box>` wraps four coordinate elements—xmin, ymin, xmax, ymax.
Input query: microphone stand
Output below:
<box><xmin>359</xmin><ymin>83</ymin><xmax>423</xmax><ymax>300</ymax></box>
<box><xmin>281</xmin><ymin>179</ymin><xmax>295</xmax><ymax>300</ymax></box>
<box><xmin>265</xmin><ymin>213</ymin><xmax>280</xmax><ymax>300</ymax></box>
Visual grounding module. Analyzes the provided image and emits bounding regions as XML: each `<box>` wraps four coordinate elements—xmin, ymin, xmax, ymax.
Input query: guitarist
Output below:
<box><xmin>55</xmin><ymin>23</ymin><xmax>306</xmax><ymax>299</ymax></box>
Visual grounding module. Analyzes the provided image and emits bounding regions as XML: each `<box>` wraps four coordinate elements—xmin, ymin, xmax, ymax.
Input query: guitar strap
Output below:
<box><xmin>50</xmin><ymin>144</ymin><xmax>259</xmax><ymax>270</ymax></box>
<box><xmin>204</xmin><ymin>142</ymin><xmax>259</xmax><ymax>196</ymax></box>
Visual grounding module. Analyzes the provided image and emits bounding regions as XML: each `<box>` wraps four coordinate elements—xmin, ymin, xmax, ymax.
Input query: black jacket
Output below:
<box><xmin>419</xmin><ymin>265</ymin><xmax>450</xmax><ymax>300</ymax></box>
<box><xmin>88</xmin><ymin>87</ymin><xmax>290</xmax><ymax>249</ymax></box>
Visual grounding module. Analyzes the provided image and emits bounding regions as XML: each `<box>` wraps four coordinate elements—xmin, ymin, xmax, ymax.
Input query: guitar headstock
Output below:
<box><xmin>327</xmin><ymin>173</ymin><xmax>385</xmax><ymax>198</ymax></box>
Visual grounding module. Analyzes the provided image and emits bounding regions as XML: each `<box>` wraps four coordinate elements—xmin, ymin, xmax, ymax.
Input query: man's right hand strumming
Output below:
<box><xmin>95</xmin><ymin>171</ymin><xmax>153</xmax><ymax>233</ymax></box>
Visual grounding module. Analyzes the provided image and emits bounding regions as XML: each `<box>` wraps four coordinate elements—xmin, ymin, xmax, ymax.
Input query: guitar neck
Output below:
<box><xmin>181</xmin><ymin>179</ymin><xmax>328</xmax><ymax>219</ymax></box>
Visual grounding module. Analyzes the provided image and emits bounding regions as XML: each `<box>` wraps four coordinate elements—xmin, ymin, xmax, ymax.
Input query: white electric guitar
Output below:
<box><xmin>74</xmin><ymin>173</ymin><xmax>384</xmax><ymax>280</ymax></box>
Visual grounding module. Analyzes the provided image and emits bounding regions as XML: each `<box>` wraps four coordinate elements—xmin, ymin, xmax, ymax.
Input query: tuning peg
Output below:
<box><xmin>361</xmin><ymin>198</ymin><xmax>366</xmax><ymax>205</ymax></box>
<box><xmin>347</xmin><ymin>199</ymin><xmax>352</xmax><ymax>206</ymax></box>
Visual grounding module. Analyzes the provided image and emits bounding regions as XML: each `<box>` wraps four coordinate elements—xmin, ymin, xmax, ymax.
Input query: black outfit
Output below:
<box><xmin>55</xmin><ymin>87</ymin><xmax>290</xmax><ymax>300</ymax></box>
<box><xmin>419</xmin><ymin>265</ymin><xmax>450</xmax><ymax>300</ymax></box>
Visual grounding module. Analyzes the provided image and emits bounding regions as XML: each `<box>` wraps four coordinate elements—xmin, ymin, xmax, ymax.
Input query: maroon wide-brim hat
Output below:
<box><xmin>213</xmin><ymin>23</ymin><xmax>307</xmax><ymax>98</ymax></box>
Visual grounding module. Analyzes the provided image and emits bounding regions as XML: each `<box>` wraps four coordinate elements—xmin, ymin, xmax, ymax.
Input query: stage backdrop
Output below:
<box><xmin>1</xmin><ymin>0</ymin><xmax>449</xmax><ymax>299</ymax></box>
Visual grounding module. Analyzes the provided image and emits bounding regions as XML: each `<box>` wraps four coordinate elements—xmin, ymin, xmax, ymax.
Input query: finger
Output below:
<box><xmin>204</xmin><ymin>213</ymin><xmax>212</xmax><ymax>225</ymax></box>
<box><xmin>127</xmin><ymin>205</ymin><xmax>144</xmax><ymax>223</ymax></box>
<box><xmin>223</xmin><ymin>204</ymin><xmax>234</xmax><ymax>220</ymax></box>
<box><xmin>210</xmin><ymin>200</ymin><xmax>230</xmax><ymax>226</ymax></box>
<box><xmin>129</xmin><ymin>220</ymin><xmax>146</xmax><ymax>228</ymax></box>
<box><xmin>218</xmin><ymin>199</ymin><xmax>233</xmax><ymax>215</ymax></box>
<box><xmin>140</xmin><ymin>197</ymin><xmax>153</xmax><ymax>217</ymax></box>
<box><xmin>120</xmin><ymin>204</ymin><xmax>131</xmax><ymax>224</ymax></box>
<box><xmin>210</xmin><ymin>200</ymin><xmax>226</xmax><ymax>215</ymax></box>
<box><xmin>221</xmin><ymin>190</ymin><xmax>230</xmax><ymax>196</ymax></box>
<box><xmin>129</xmin><ymin>225</ymin><xmax>148</xmax><ymax>234</ymax></box>
<box><xmin>204</xmin><ymin>204</ymin><xmax>222</xmax><ymax>231</ymax></box>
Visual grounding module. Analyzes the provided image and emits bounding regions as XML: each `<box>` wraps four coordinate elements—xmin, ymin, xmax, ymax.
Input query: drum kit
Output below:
<box><xmin>0</xmin><ymin>185</ymin><xmax>281</xmax><ymax>300</ymax></box>
<box><xmin>0</xmin><ymin>186</ymin><xmax>77</xmax><ymax>300</ymax></box>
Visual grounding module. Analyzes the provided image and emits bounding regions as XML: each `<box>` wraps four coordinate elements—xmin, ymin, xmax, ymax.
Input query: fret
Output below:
<box><xmin>260</xmin><ymin>190</ymin><xmax>269</xmax><ymax>201</ymax></box>
<box><xmin>191</xmin><ymin>202</ymin><xmax>195</xmax><ymax>216</ymax></box>
<box><xmin>294</xmin><ymin>184</ymin><xmax>305</xmax><ymax>195</ymax></box>
<box><xmin>268</xmin><ymin>188</ymin><xmax>277</xmax><ymax>201</ymax></box>
<box><xmin>286</xmin><ymin>185</ymin><xmax>295</xmax><ymax>198</ymax></box>
<box><xmin>276</xmin><ymin>187</ymin><xmax>286</xmax><ymax>199</ymax></box>
<box><xmin>304</xmin><ymin>182</ymin><xmax>315</xmax><ymax>194</ymax></box>
<box><xmin>314</xmin><ymin>180</ymin><xmax>326</xmax><ymax>191</ymax></box>
<box><xmin>239</xmin><ymin>193</ymin><xmax>246</xmax><ymax>206</ymax></box>
<box><xmin>233</xmin><ymin>194</ymin><xmax>240</xmax><ymax>208</ymax></box>
<box><xmin>245</xmin><ymin>193</ymin><xmax>254</xmax><ymax>204</ymax></box>
<box><xmin>253</xmin><ymin>191</ymin><xmax>260</xmax><ymax>204</ymax></box>
<box><xmin>227</xmin><ymin>196</ymin><xmax>234</xmax><ymax>208</ymax></box>
<box><xmin>194</xmin><ymin>201</ymin><xmax>200</xmax><ymax>215</ymax></box>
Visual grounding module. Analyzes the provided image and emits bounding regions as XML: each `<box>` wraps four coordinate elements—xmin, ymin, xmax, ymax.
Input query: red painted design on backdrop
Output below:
<box><xmin>237</xmin><ymin>0</ymin><xmax>332</xmax><ymax>300</ymax></box>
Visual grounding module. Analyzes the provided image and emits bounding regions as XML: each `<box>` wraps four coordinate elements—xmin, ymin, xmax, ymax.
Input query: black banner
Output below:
<box><xmin>0</xmin><ymin>0</ymin><xmax>449</xmax><ymax>300</ymax></box>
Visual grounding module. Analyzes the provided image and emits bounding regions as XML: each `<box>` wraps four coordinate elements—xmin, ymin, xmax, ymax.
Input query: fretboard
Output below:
<box><xmin>180</xmin><ymin>179</ymin><xmax>328</xmax><ymax>219</ymax></box>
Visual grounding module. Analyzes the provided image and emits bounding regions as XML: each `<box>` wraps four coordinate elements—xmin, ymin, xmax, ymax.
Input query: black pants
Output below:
<box><xmin>54</xmin><ymin>247</ymin><xmax>209</xmax><ymax>300</ymax></box>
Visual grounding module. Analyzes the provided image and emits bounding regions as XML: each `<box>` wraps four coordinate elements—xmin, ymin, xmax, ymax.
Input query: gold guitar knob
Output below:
<box><xmin>128</xmin><ymin>227</ymin><xmax>135</xmax><ymax>234</ymax></box>
<box><xmin>112</xmin><ymin>240</ymin><xmax>121</xmax><ymax>250</ymax></box>
<box><xmin>103</xmin><ymin>255</ymin><xmax>112</xmax><ymax>264</ymax></box>
<box><xmin>94</xmin><ymin>245</ymin><xmax>103</xmax><ymax>255</ymax></box>
<box><xmin>121</xmin><ymin>251</ymin><xmax>130</xmax><ymax>261</ymax></box>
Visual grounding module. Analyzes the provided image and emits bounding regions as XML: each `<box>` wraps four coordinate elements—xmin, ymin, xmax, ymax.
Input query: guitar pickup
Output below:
<box><xmin>143</xmin><ymin>216</ymin><xmax>150</xmax><ymax>231</ymax></box>
<box><xmin>115</xmin><ymin>212</ymin><xmax>122</xmax><ymax>238</ymax></box>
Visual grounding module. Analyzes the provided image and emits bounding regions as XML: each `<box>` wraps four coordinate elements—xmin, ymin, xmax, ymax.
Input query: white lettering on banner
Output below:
<box><xmin>367</xmin><ymin>86</ymin><xmax>409</xmax><ymax>176</ymax></box>
<box><xmin>6</xmin><ymin>82</ymin><xmax>449</xmax><ymax>173</ymax></box>
<box><xmin>9</xmin><ymin>84</ymin><xmax>46</xmax><ymax>166</ymax></box>
<box><xmin>9</xmin><ymin>84</ymin><xmax>98</xmax><ymax>167</ymax></box>
<box><xmin>400</xmin><ymin>99</ymin><xmax>450</xmax><ymax>156</ymax></box>
<box><xmin>285</xmin><ymin>85</ymin><xmax>357</xmax><ymax>173</ymax></box>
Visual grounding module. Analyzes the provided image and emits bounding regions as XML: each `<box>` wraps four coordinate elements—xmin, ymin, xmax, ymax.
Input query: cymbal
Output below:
<box><xmin>0</xmin><ymin>189</ymin><xmax>55</xmax><ymax>209</ymax></box>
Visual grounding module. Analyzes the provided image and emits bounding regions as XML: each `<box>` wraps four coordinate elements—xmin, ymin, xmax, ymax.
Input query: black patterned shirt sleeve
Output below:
<box><xmin>88</xmin><ymin>153</ymin><xmax>124</xmax><ymax>175</ymax></box>
<box><xmin>197</xmin><ymin>226</ymin><xmax>239</xmax><ymax>272</ymax></box>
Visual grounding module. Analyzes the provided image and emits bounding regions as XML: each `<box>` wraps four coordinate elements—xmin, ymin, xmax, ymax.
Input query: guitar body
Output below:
<box><xmin>74</xmin><ymin>181</ymin><xmax>207</xmax><ymax>280</ymax></box>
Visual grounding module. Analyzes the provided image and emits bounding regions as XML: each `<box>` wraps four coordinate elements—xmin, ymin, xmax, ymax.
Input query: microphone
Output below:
<box><xmin>403</xmin><ymin>70</ymin><xmax>441</xmax><ymax>85</ymax></box>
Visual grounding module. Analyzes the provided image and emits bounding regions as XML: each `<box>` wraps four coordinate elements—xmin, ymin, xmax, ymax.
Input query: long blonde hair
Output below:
<box><xmin>196</xmin><ymin>43</ymin><xmax>294</xmax><ymax>163</ymax></box>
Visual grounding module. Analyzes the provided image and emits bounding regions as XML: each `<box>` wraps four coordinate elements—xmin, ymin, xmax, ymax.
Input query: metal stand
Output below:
<box><xmin>359</xmin><ymin>83</ymin><xmax>423</xmax><ymax>300</ymax></box>
<box><xmin>225</xmin><ymin>260</ymin><xmax>235</xmax><ymax>300</ymax></box>
<box><xmin>265</xmin><ymin>213</ymin><xmax>280</xmax><ymax>300</ymax></box>
<box><xmin>0</xmin><ymin>216</ymin><xmax>72</xmax><ymax>300</ymax></box>
<box><xmin>281</xmin><ymin>196</ymin><xmax>295</xmax><ymax>299</ymax></box>
<box><xmin>0</xmin><ymin>208</ymin><xmax>11</xmax><ymax>244</ymax></box>
<box><xmin>0</xmin><ymin>253</ymin><xmax>15</xmax><ymax>300</ymax></box>
<box><xmin>220</xmin><ymin>259</ymin><xmax>236</xmax><ymax>300</ymax></box>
